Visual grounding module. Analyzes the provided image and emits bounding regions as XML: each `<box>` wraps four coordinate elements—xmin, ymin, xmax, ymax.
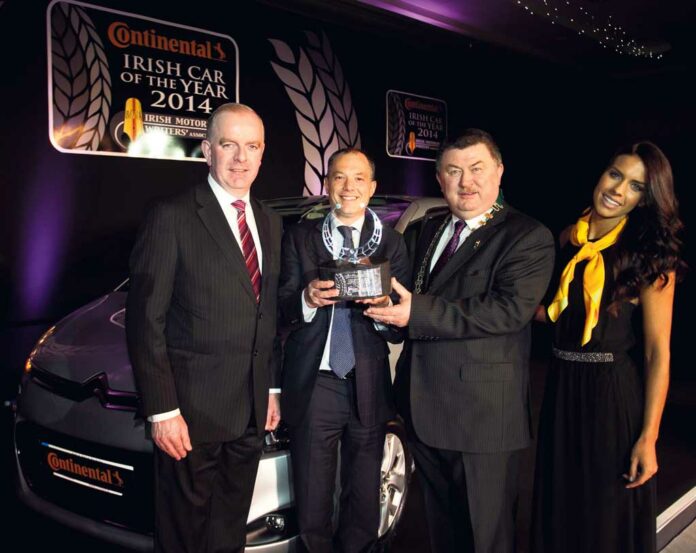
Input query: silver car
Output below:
<box><xmin>13</xmin><ymin>195</ymin><xmax>447</xmax><ymax>551</ymax></box>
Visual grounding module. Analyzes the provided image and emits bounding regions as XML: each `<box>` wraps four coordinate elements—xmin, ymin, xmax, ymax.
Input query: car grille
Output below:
<box><xmin>15</xmin><ymin>421</ymin><xmax>153</xmax><ymax>534</ymax></box>
<box><xmin>29</xmin><ymin>363</ymin><xmax>139</xmax><ymax>412</ymax></box>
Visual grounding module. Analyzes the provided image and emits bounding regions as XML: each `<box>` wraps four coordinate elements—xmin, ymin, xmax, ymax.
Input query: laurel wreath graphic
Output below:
<box><xmin>269</xmin><ymin>32</ymin><xmax>361</xmax><ymax>196</ymax></box>
<box><xmin>51</xmin><ymin>2</ymin><xmax>112</xmax><ymax>151</ymax></box>
<box><xmin>304</xmin><ymin>32</ymin><xmax>361</xmax><ymax>150</ymax></box>
<box><xmin>388</xmin><ymin>93</ymin><xmax>406</xmax><ymax>156</ymax></box>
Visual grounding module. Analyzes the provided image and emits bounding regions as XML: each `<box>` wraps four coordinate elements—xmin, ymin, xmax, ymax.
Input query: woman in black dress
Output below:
<box><xmin>531</xmin><ymin>141</ymin><xmax>686</xmax><ymax>552</ymax></box>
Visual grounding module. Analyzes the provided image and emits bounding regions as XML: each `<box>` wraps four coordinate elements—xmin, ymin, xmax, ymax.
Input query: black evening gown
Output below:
<box><xmin>531</xmin><ymin>243</ymin><xmax>656</xmax><ymax>553</ymax></box>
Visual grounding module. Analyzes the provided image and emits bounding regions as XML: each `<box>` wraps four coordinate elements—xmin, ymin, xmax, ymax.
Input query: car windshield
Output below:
<box><xmin>293</xmin><ymin>197</ymin><xmax>412</xmax><ymax>229</ymax></box>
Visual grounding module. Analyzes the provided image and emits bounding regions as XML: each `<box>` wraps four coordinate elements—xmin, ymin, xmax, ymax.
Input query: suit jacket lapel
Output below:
<box><xmin>358</xmin><ymin>212</ymin><xmax>375</xmax><ymax>253</ymax></box>
<box><xmin>428</xmin><ymin>205</ymin><xmax>509</xmax><ymax>293</ymax></box>
<box><xmin>195</xmin><ymin>183</ymin><xmax>256</xmax><ymax>301</ymax></box>
<box><xmin>251</xmin><ymin>197</ymin><xmax>273</xmax><ymax>304</ymax></box>
<box><xmin>250</xmin><ymin>198</ymin><xmax>276</xmax><ymax>275</ymax></box>
<box><xmin>414</xmin><ymin>214</ymin><xmax>448</xmax><ymax>293</ymax></box>
<box><xmin>310</xmin><ymin>216</ymin><xmax>335</xmax><ymax>266</ymax></box>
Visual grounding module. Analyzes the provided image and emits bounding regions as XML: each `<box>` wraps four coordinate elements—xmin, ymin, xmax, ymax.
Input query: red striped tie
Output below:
<box><xmin>232</xmin><ymin>200</ymin><xmax>261</xmax><ymax>302</ymax></box>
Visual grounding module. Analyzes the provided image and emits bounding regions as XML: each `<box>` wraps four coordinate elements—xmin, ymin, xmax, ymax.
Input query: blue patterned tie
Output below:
<box><xmin>329</xmin><ymin>226</ymin><xmax>356</xmax><ymax>378</ymax></box>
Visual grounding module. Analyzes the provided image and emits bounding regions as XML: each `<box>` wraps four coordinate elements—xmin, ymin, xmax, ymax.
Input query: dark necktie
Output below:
<box><xmin>232</xmin><ymin>200</ymin><xmax>261</xmax><ymax>302</ymax></box>
<box><xmin>329</xmin><ymin>225</ymin><xmax>356</xmax><ymax>378</ymax></box>
<box><xmin>430</xmin><ymin>220</ymin><xmax>466</xmax><ymax>281</ymax></box>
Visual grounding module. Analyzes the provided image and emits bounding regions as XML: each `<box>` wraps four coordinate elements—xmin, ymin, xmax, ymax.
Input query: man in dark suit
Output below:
<box><xmin>366</xmin><ymin>130</ymin><xmax>554</xmax><ymax>552</ymax></box>
<box><xmin>126</xmin><ymin>103</ymin><xmax>282</xmax><ymax>553</ymax></box>
<box><xmin>278</xmin><ymin>148</ymin><xmax>409</xmax><ymax>553</ymax></box>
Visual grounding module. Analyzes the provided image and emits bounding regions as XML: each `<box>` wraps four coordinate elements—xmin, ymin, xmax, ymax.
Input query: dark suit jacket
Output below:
<box><xmin>396</xmin><ymin>203</ymin><xmax>554</xmax><ymax>453</ymax></box>
<box><xmin>126</xmin><ymin>182</ymin><xmax>282</xmax><ymax>443</ymax></box>
<box><xmin>279</xmin><ymin>215</ymin><xmax>410</xmax><ymax>427</ymax></box>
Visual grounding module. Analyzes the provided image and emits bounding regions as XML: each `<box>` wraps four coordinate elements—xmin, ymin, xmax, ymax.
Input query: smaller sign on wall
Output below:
<box><xmin>47</xmin><ymin>0</ymin><xmax>239</xmax><ymax>161</ymax></box>
<box><xmin>386</xmin><ymin>90</ymin><xmax>447</xmax><ymax>162</ymax></box>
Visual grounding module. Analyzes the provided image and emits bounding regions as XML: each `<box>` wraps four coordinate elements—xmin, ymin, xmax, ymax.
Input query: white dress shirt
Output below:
<box><xmin>207</xmin><ymin>175</ymin><xmax>263</xmax><ymax>272</ymax></box>
<box><xmin>302</xmin><ymin>213</ymin><xmax>365</xmax><ymax>373</ymax></box>
<box><xmin>149</xmin><ymin>176</ymin><xmax>274</xmax><ymax>423</ymax></box>
<box><xmin>429</xmin><ymin>210</ymin><xmax>492</xmax><ymax>272</ymax></box>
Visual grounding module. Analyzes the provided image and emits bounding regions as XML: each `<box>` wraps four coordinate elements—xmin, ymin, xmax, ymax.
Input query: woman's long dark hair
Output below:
<box><xmin>611</xmin><ymin>141</ymin><xmax>687</xmax><ymax>302</ymax></box>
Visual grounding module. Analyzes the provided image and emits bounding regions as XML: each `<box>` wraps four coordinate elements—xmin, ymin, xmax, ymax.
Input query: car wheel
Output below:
<box><xmin>377</xmin><ymin>418</ymin><xmax>413</xmax><ymax>544</ymax></box>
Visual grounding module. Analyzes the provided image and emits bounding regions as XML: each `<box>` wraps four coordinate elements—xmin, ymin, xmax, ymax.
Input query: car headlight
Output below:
<box><xmin>24</xmin><ymin>326</ymin><xmax>57</xmax><ymax>374</ymax></box>
<box><xmin>246</xmin><ymin>509</ymin><xmax>297</xmax><ymax>546</ymax></box>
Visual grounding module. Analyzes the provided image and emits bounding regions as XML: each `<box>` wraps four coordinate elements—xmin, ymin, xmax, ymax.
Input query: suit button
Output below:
<box><xmin>253</xmin><ymin>350</ymin><xmax>259</xmax><ymax>357</ymax></box>
<box><xmin>258</xmin><ymin>312</ymin><xmax>264</xmax><ymax>320</ymax></box>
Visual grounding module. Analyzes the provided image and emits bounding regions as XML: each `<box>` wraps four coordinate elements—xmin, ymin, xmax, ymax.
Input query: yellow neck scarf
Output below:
<box><xmin>547</xmin><ymin>213</ymin><xmax>627</xmax><ymax>346</ymax></box>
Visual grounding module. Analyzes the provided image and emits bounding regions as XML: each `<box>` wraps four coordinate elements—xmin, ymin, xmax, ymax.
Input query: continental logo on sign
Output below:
<box><xmin>404</xmin><ymin>98</ymin><xmax>439</xmax><ymax>113</ymax></box>
<box><xmin>107</xmin><ymin>21</ymin><xmax>227</xmax><ymax>61</ymax></box>
<box><xmin>47</xmin><ymin>451</ymin><xmax>124</xmax><ymax>487</ymax></box>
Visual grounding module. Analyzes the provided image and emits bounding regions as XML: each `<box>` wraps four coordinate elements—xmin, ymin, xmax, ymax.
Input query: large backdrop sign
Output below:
<box><xmin>386</xmin><ymin>90</ymin><xmax>447</xmax><ymax>161</ymax></box>
<box><xmin>46</xmin><ymin>0</ymin><xmax>239</xmax><ymax>161</ymax></box>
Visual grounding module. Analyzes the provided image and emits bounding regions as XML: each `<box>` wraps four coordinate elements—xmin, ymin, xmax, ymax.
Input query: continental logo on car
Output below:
<box><xmin>47</xmin><ymin>451</ymin><xmax>125</xmax><ymax>487</ymax></box>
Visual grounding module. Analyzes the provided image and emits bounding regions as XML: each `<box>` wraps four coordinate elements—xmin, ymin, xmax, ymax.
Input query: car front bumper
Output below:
<box><xmin>14</xmin><ymin>374</ymin><xmax>299</xmax><ymax>552</ymax></box>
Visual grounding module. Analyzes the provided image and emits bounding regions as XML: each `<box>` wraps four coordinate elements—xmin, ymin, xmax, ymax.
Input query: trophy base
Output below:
<box><xmin>319</xmin><ymin>257</ymin><xmax>391</xmax><ymax>300</ymax></box>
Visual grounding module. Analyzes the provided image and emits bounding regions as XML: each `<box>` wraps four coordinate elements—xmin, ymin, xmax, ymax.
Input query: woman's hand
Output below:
<box><xmin>623</xmin><ymin>435</ymin><xmax>658</xmax><ymax>488</ymax></box>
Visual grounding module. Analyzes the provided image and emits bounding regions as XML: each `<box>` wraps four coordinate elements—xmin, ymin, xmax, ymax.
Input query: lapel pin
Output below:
<box><xmin>474</xmin><ymin>240</ymin><xmax>481</xmax><ymax>249</ymax></box>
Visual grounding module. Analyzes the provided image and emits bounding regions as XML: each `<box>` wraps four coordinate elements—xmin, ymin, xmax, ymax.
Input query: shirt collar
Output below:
<box><xmin>208</xmin><ymin>174</ymin><xmax>251</xmax><ymax>206</ymax></box>
<box><xmin>330</xmin><ymin>212</ymin><xmax>365</xmax><ymax>234</ymax></box>
<box><xmin>451</xmin><ymin>208</ymin><xmax>494</xmax><ymax>231</ymax></box>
